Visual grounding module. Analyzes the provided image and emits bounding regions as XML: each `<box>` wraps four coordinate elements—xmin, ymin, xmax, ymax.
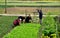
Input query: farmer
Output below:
<box><xmin>25</xmin><ymin>14</ymin><xmax>32</xmax><ymax>23</ymax></box>
<box><xmin>18</xmin><ymin>16</ymin><xmax>25</xmax><ymax>23</ymax></box>
<box><xmin>36</xmin><ymin>9</ymin><xmax>43</xmax><ymax>38</ymax></box>
<box><xmin>36</xmin><ymin>9</ymin><xmax>43</xmax><ymax>24</ymax></box>
<box><xmin>13</xmin><ymin>17</ymin><xmax>21</xmax><ymax>27</ymax></box>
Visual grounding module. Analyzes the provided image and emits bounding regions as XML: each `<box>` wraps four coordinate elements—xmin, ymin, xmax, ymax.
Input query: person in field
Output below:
<box><xmin>36</xmin><ymin>9</ymin><xmax>43</xmax><ymax>38</ymax></box>
<box><xmin>18</xmin><ymin>16</ymin><xmax>25</xmax><ymax>23</ymax></box>
<box><xmin>13</xmin><ymin>17</ymin><xmax>21</xmax><ymax>27</ymax></box>
<box><xmin>25</xmin><ymin>14</ymin><xmax>32</xmax><ymax>23</ymax></box>
<box><xmin>36</xmin><ymin>9</ymin><xmax>43</xmax><ymax>24</ymax></box>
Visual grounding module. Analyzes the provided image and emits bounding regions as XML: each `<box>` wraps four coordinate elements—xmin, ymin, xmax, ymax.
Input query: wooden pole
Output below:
<box><xmin>5</xmin><ymin>0</ymin><xmax>7</xmax><ymax>13</ymax></box>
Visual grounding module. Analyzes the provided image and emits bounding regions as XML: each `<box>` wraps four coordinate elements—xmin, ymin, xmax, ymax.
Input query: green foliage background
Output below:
<box><xmin>43</xmin><ymin>15</ymin><xmax>56</xmax><ymax>36</ymax></box>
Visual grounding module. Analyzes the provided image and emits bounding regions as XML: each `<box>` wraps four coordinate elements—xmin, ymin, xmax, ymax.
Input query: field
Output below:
<box><xmin>0</xmin><ymin>1</ymin><xmax>60</xmax><ymax>14</ymax></box>
<box><xmin>0</xmin><ymin>0</ymin><xmax>60</xmax><ymax>2</ymax></box>
<box><xmin>3</xmin><ymin>23</ymin><xmax>40</xmax><ymax>38</ymax></box>
<box><xmin>0</xmin><ymin>15</ymin><xmax>57</xmax><ymax>38</ymax></box>
<box><xmin>0</xmin><ymin>0</ymin><xmax>60</xmax><ymax>38</ymax></box>
<box><xmin>0</xmin><ymin>7</ymin><xmax>60</xmax><ymax>15</ymax></box>
<box><xmin>0</xmin><ymin>1</ymin><xmax>60</xmax><ymax>6</ymax></box>
<box><xmin>3</xmin><ymin>23</ymin><xmax>57</xmax><ymax>38</ymax></box>
<box><xmin>0</xmin><ymin>16</ymin><xmax>40</xmax><ymax>38</ymax></box>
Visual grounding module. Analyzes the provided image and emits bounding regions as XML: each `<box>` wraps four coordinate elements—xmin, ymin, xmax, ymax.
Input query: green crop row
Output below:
<box><xmin>3</xmin><ymin>23</ymin><xmax>40</xmax><ymax>38</ymax></box>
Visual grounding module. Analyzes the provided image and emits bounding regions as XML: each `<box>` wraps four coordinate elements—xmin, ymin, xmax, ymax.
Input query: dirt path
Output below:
<box><xmin>0</xmin><ymin>14</ymin><xmax>58</xmax><ymax>17</ymax></box>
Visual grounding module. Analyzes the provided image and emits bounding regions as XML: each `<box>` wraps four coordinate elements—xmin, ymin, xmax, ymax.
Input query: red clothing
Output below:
<box><xmin>13</xmin><ymin>19</ymin><xmax>20</xmax><ymax>26</ymax></box>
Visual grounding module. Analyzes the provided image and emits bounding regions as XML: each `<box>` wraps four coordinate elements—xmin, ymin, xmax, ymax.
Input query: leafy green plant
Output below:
<box><xmin>54</xmin><ymin>16</ymin><xmax>60</xmax><ymax>32</ymax></box>
<box><xmin>3</xmin><ymin>23</ymin><xmax>40</xmax><ymax>38</ymax></box>
<box><xmin>43</xmin><ymin>15</ymin><xmax>56</xmax><ymax>37</ymax></box>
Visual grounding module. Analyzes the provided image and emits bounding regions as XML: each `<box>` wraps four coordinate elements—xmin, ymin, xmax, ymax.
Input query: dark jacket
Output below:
<box><xmin>25</xmin><ymin>16</ymin><xmax>32</xmax><ymax>23</ymax></box>
<box><xmin>37</xmin><ymin>10</ymin><xmax>43</xmax><ymax>19</ymax></box>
